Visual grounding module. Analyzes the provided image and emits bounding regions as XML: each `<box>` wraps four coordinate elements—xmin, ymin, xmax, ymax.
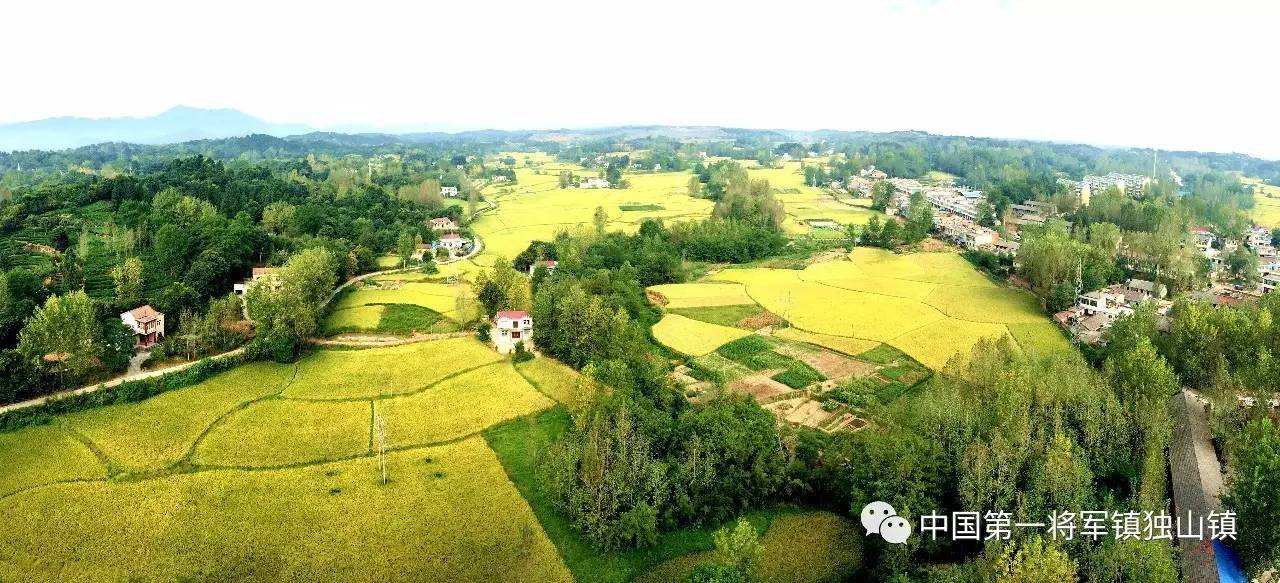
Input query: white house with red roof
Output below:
<box><xmin>527</xmin><ymin>259</ymin><xmax>558</xmax><ymax>277</ymax></box>
<box><xmin>435</xmin><ymin>233</ymin><xmax>469</xmax><ymax>252</ymax></box>
<box><xmin>491</xmin><ymin>310</ymin><xmax>533</xmax><ymax>354</ymax></box>
<box><xmin>120</xmin><ymin>305</ymin><xmax>165</xmax><ymax>348</ymax></box>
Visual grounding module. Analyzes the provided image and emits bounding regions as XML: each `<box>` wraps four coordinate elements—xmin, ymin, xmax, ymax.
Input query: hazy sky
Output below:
<box><xmin>4</xmin><ymin>0</ymin><xmax>1278</xmax><ymax>158</ymax></box>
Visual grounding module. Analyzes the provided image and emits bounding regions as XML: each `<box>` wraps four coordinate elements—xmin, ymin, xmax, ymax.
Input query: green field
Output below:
<box><xmin>61</xmin><ymin>362</ymin><xmax>297</xmax><ymax>473</ymax></box>
<box><xmin>193</xmin><ymin>399</ymin><xmax>372</xmax><ymax>468</ymax></box>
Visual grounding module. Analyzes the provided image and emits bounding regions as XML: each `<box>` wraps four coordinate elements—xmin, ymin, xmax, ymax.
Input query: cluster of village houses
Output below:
<box><xmin>820</xmin><ymin>168</ymin><xmax>1280</xmax><ymax>346</ymax></box>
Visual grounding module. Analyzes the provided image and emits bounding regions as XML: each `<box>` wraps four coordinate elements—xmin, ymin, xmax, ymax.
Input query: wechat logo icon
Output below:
<box><xmin>860</xmin><ymin>501</ymin><xmax>912</xmax><ymax>544</ymax></box>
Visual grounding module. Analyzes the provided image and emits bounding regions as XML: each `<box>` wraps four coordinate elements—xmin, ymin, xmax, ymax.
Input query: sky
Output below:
<box><xmin>3</xmin><ymin>0</ymin><xmax>1278</xmax><ymax>158</ymax></box>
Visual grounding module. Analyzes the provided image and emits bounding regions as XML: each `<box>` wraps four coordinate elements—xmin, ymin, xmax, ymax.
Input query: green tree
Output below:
<box><xmin>870</xmin><ymin>181</ymin><xmax>896</xmax><ymax>211</ymax></box>
<box><xmin>17</xmin><ymin>290</ymin><xmax>100</xmax><ymax>380</ymax></box>
<box><xmin>1223</xmin><ymin>418</ymin><xmax>1280</xmax><ymax>577</ymax></box>
<box><xmin>471</xmin><ymin>256</ymin><xmax>531</xmax><ymax>318</ymax></box>
<box><xmin>1225</xmin><ymin>245</ymin><xmax>1260</xmax><ymax>286</ymax></box>
<box><xmin>992</xmin><ymin>537</ymin><xmax>1078</xmax><ymax>583</ymax></box>
<box><xmin>396</xmin><ymin>231</ymin><xmax>416</xmax><ymax>267</ymax></box>
<box><xmin>110</xmin><ymin>256</ymin><xmax>144</xmax><ymax>308</ymax></box>
<box><xmin>261</xmin><ymin>201</ymin><xmax>297</xmax><ymax>236</ymax></box>
<box><xmin>904</xmin><ymin>192</ymin><xmax>933</xmax><ymax>244</ymax></box>
<box><xmin>710</xmin><ymin>519</ymin><xmax>762</xmax><ymax>582</ymax></box>
<box><xmin>687</xmin><ymin>176</ymin><xmax>702</xmax><ymax>198</ymax></box>
<box><xmin>593</xmin><ymin>206</ymin><xmax>607</xmax><ymax>235</ymax></box>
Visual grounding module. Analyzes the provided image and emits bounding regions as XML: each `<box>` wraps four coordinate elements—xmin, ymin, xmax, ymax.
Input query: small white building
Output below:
<box><xmin>430</xmin><ymin>217</ymin><xmax>458</xmax><ymax>231</ymax></box>
<box><xmin>233</xmin><ymin>267</ymin><xmax>282</xmax><ymax>296</ymax></box>
<box><xmin>441</xmin><ymin>186</ymin><xmax>460</xmax><ymax>198</ymax></box>
<box><xmin>491</xmin><ymin>310</ymin><xmax>533</xmax><ymax>354</ymax></box>
<box><xmin>528</xmin><ymin>259</ymin><xmax>558</xmax><ymax>277</ymax></box>
<box><xmin>580</xmin><ymin>177</ymin><xmax>611</xmax><ymax>189</ymax></box>
<box><xmin>120</xmin><ymin>305</ymin><xmax>165</xmax><ymax>348</ymax></box>
<box><xmin>436</xmin><ymin>233</ymin><xmax>470</xmax><ymax>251</ymax></box>
<box><xmin>1077</xmin><ymin>289</ymin><xmax>1129</xmax><ymax>318</ymax></box>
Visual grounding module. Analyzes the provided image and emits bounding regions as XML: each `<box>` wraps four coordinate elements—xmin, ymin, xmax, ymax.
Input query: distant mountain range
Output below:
<box><xmin>0</xmin><ymin>106</ymin><xmax>312</xmax><ymax>151</ymax></box>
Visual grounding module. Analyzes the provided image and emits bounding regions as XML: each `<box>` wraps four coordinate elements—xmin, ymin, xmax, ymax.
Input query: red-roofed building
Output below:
<box><xmin>120</xmin><ymin>305</ymin><xmax>165</xmax><ymax>348</ymax></box>
<box><xmin>491</xmin><ymin>310</ymin><xmax>533</xmax><ymax>354</ymax></box>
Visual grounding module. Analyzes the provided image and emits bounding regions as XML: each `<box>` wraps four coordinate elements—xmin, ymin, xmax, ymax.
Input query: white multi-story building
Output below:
<box><xmin>1078</xmin><ymin>172</ymin><xmax>1151</xmax><ymax>200</ymax></box>
<box><xmin>925</xmin><ymin>189</ymin><xmax>980</xmax><ymax>221</ymax></box>
<box><xmin>441</xmin><ymin>186</ymin><xmax>460</xmax><ymax>198</ymax></box>
<box><xmin>491</xmin><ymin>310</ymin><xmax>533</xmax><ymax>354</ymax></box>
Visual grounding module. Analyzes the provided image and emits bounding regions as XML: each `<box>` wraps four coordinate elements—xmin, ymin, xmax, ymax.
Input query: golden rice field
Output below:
<box><xmin>378</xmin><ymin>363</ymin><xmax>555</xmax><ymax>448</ymax></box>
<box><xmin>284</xmin><ymin>338</ymin><xmax>502</xmax><ymax>400</ymax></box>
<box><xmin>647</xmin><ymin>282</ymin><xmax>755</xmax><ymax>308</ymax></box>
<box><xmin>332</xmin><ymin>280</ymin><xmax>471</xmax><ymax>317</ymax></box>
<box><xmin>472</xmin><ymin>166</ymin><xmax>714</xmax><ymax>260</ymax></box>
<box><xmin>0</xmin><ymin>425</ymin><xmax>104</xmax><ymax>498</ymax></box>
<box><xmin>1244</xmin><ymin>176</ymin><xmax>1280</xmax><ymax>227</ymax></box>
<box><xmin>193</xmin><ymin>399</ymin><xmax>372</xmax><ymax>468</ymax></box>
<box><xmin>709</xmin><ymin>248</ymin><xmax>1072</xmax><ymax>369</ymax></box>
<box><xmin>0</xmin><ymin>438</ymin><xmax>572</xmax><ymax>582</ymax></box>
<box><xmin>651</xmin><ymin>313</ymin><xmax>753</xmax><ymax>356</ymax></box>
<box><xmin>61</xmin><ymin>362</ymin><xmax>296</xmax><ymax>473</ymax></box>
<box><xmin>515</xmin><ymin>357</ymin><xmax>584</xmax><ymax>405</ymax></box>
<box><xmin>0</xmin><ymin>339</ymin><xmax>572</xmax><ymax>581</ymax></box>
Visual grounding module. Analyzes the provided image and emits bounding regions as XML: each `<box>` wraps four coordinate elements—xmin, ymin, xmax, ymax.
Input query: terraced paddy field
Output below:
<box><xmin>705</xmin><ymin>248</ymin><xmax>1071</xmax><ymax>369</ymax></box>
<box><xmin>0</xmin><ymin>340</ymin><xmax>574</xmax><ymax>582</ymax></box>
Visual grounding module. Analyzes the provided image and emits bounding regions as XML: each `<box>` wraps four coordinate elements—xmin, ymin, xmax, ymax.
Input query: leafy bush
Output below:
<box><xmin>772</xmin><ymin>368</ymin><xmax>820</xmax><ymax>389</ymax></box>
<box><xmin>715</xmin><ymin>336</ymin><xmax>772</xmax><ymax>362</ymax></box>
<box><xmin>512</xmin><ymin>341</ymin><xmax>534</xmax><ymax>363</ymax></box>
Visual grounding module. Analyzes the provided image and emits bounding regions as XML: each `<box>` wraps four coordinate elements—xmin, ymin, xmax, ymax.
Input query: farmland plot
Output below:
<box><xmin>379</xmin><ymin>363</ymin><xmax>555</xmax><ymax>447</ymax></box>
<box><xmin>0</xmin><ymin>425</ymin><xmax>105</xmax><ymax>498</ymax></box>
<box><xmin>651</xmin><ymin>313</ymin><xmax>752</xmax><ymax>356</ymax></box>
<box><xmin>0</xmin><ymin>439</ymin><xmax>572</xmax><ymax>582</ymax></box>
<box><xmin>192</xmin><ymin>399</ymin><xmax>371</xmax><ymax>468</ymax></box>
<box><xmin>284</xmin><ymin>338</ymin><xmax>501</xmax><ymax>400</ymax></box>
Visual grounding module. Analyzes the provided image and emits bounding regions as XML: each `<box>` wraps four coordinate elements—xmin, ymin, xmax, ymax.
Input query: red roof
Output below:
<box><xmin>440</xmin><ymin>233</ymin><xmax>462</xmax><ymax>240</ymax></box>
<box><xmin>543</xmin><ymin>260</ymin><xmax>558</xmax><ymax>266</ymax></box>
<box><xmin>495</xmin><ymin>310</ymin><xmax>529</xmax><ymax>321</ymax></box>
<box><xmin>126</xmin><ymin>305</ymin><xmax>161</xmax><ymax>322</ymax></box>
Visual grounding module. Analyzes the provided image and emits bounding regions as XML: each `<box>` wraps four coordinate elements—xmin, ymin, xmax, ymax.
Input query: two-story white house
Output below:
<box><xmin>120</xmin><ymin>305</ymin><xmax>165</xmax><ymax>348</ymax></box>
<box><xmin>435</xmin><ymin>233</ymin><xmax>470</xmax><ymax>252</ymax></box>
<box><xmin>1077</xmin><ymin>289</ymin><xmax>1130</xmax><ymax>318</ymax></box>
<box><xmin>441</xmin><ymin>186</ymin><xmax>460</xmax><ymax>198</ymax></box>
<box><xmin>491</xmin><ymin>310</ymin><xmax>533</xmax><ymax>354</ymax></box>
<box><xmin>580</xmin><ymin>178</ymin><xmax>610</xmax><ymax>189</ymax></box>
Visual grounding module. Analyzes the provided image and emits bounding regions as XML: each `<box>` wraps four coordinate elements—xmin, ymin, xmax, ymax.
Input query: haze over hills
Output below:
<box><xmin>0</xmin><ymin>106</ymin><xmax>312</xmax><ymax>151</ymax></box>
